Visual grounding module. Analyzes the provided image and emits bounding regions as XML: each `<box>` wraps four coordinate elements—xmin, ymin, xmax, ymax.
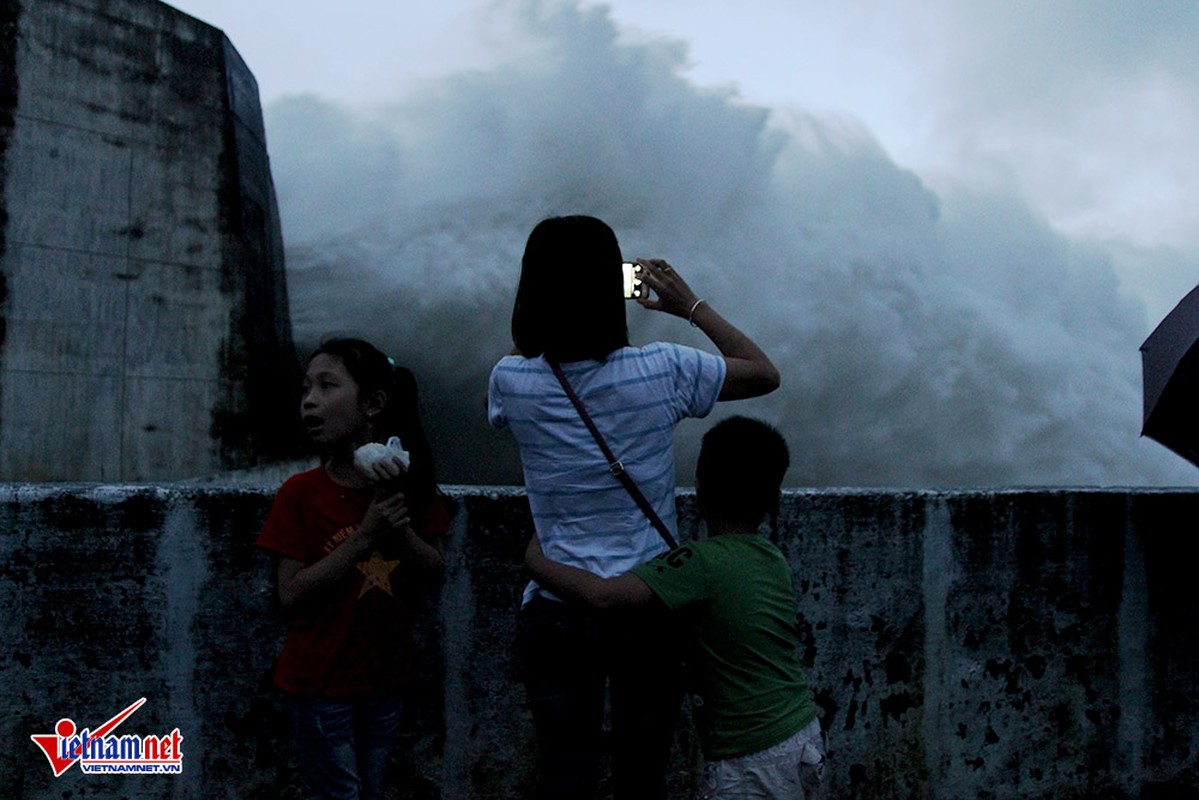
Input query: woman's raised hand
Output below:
<box><xmin>635</xmin><ymin>257</ymin><xmax>779</xmax><ymax>400</ymax></box>
<box><xmin>635</xmin><ymin>259</ymin><xmax>701</xmax><ymax>319</ymax></box>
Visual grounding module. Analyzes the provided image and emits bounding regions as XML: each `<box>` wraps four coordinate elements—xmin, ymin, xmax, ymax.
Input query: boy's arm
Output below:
<box><xmin>525</xmin><ymin>536</ymin><xmax>654</xmax><ymax>608</ymax></box>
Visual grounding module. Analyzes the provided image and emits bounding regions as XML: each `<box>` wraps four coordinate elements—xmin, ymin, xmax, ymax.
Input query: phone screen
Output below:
<box><xmin>622</xmin><ymin>261</ymin><xmax>644</xmax><ymax>299</ymax></box>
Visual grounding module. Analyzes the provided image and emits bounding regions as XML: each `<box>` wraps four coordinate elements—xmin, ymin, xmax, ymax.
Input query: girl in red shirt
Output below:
<box><xmin>257</xmin><ymin>338</ymin><xmax>448</xmax><ymax>800</ymax></box>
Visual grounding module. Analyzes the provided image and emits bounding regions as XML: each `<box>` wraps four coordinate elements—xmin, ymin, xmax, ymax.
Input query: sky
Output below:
<box><xmin>165</xmin><ymin>0</ymin><xmax>1199</xmax><ymax>487</ymax></box>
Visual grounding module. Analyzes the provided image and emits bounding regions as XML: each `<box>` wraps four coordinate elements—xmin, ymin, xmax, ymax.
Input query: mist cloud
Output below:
<box><xmin>266</xmin><ymin>0</ymin><xmax>1193</xmax><ymax>487</ymax></box>
<box><xmin>917</xmin><ymin>0</ymin><xmax>1199</xmax><ymax>254</ymax></box>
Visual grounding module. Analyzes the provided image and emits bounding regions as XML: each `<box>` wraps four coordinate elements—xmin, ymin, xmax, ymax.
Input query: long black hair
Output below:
<box><xmin>511</xmin><ymin>215</ymin><xmax>629</xmax><ymax>362</ymax></box>
<box><xmin>308</xmin><ymin>338</ymin><xmax>439</xmax><ymax>514</ymax></box>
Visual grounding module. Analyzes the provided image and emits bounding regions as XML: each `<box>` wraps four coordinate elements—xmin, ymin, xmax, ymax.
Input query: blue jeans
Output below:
<box><xmin>288</xmin><ymin>693</ymin><xmax>403</xmax><ymax>800</ymax></box>
<box><xmin>517</xmin><ymin>595</ymin><xmax>684</xmax><ymax>800</ymax></box>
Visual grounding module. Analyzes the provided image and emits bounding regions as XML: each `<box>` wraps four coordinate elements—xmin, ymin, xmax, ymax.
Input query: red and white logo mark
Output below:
<box><xmin>31</xmin><ymin>698</ymin><xmax>183</xmax><ymax>776</ymax></box>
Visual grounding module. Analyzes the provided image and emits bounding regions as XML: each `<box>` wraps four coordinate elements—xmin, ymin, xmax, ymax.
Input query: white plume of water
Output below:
<box><xmin>266</xmin><ymin>0</ymin><xmax>1193</xmax><ymax>487</ymax></box>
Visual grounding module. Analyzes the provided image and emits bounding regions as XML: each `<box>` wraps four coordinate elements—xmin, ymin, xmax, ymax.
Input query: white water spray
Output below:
<box><xmin>267</xmin><ymin>0</ymin><xmax>1192</xmax><ymax>487</ymax></box>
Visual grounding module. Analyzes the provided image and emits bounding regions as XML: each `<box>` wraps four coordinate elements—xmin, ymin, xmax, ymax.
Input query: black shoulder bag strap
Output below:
<box><xmin>548</xmin><ymin>360</ymin><xmax>679</xmax><ymax>550</ymax></box>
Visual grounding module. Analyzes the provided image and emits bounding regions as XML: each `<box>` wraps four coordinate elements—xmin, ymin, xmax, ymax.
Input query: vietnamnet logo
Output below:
<box><xmin>30</xmin><ymin>698</ymin><xmax>183</xmax><ymax>776</ymax></box>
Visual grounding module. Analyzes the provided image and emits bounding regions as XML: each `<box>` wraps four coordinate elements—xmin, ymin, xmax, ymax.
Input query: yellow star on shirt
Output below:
<box><xmin>357</xmin><ymin>551</ymin><xmax>400</xmax><ymax>597</ymax></box>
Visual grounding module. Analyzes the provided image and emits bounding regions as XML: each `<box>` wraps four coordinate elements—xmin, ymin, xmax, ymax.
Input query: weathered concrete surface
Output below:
<box><xmin>0</xmin><ymin>0</ymin><xmax>297</xmax><ymax>481</ymax></box>
<box><xmin>1</xmin><ymin>485</ymin><xmax>1197</xmax><ymax>799</ymax></box>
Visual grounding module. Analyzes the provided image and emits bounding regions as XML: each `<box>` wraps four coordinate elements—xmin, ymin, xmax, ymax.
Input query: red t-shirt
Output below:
<box><xmin>256</xmin><ymin>466</ymin><xmax>450</xmax><ymax>698</ymax></box>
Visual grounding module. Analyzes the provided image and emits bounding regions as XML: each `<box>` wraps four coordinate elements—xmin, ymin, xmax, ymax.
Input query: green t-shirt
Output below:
<box><xmin>631</xmin><ymin>534</ymin><xmax>816</xmax><ymax>761</ymax></box>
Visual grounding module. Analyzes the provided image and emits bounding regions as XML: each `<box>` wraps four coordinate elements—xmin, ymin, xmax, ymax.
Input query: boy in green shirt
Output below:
<box><xmin>525</xmin><ymin>416</ymin><xmax>825</xmax><ymax>799</ymax></box>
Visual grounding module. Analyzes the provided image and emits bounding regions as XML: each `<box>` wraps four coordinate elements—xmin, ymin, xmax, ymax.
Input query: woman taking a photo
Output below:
<box><xmin>488</xmin><ymin>215</ymin><xmax>780</xmax><ymax>800</ymax></box>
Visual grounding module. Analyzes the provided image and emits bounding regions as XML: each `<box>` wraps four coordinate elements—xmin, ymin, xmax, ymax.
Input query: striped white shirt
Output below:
<box><xmin>489</xmin><ymin>343</ymin><xmax>726</xmax><ymax>604</ymax></box>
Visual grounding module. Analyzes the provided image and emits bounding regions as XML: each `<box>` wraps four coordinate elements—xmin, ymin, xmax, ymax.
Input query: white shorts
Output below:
<box><xmin>700</xmin><ymin>719</ymin><xmax>826</xmax><ymax>800</ymax></box>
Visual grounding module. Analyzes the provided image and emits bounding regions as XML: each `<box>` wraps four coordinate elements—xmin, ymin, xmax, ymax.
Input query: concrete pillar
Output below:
<box><xmin>0</xmin><ymin>0</ymin><xmax>297</xmax><ymax>481</ymax></box>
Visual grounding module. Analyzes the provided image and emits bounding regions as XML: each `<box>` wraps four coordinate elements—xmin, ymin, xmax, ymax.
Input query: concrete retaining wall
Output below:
<box><xmin>0</xmin><ymin>0</ymin><xmax>297</xmax><ymax>482</ymax></box>
<box><xmin>1</xmin><ymin>485</ymin><xmax>1197</xmax><ymax>799</ymax></box>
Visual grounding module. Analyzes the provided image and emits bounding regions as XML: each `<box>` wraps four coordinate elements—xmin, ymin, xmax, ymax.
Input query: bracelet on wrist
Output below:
<box><xmin>688</xmin><ymin>298</ymin><xmax>706</xmax><ymax>327</ymax></box>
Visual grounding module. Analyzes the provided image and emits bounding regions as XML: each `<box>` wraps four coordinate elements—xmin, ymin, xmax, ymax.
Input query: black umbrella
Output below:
<box><xmin>1141</xmin><ymin>283</ymin><xmax>1199</xmax><ymax>467</ymax></box>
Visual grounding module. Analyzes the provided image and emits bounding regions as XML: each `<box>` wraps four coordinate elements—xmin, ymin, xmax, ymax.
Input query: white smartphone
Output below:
<box><xmin>622</xmin><ymin>261</ymin><xmax>646</xmax><ymax>299</ymax></box>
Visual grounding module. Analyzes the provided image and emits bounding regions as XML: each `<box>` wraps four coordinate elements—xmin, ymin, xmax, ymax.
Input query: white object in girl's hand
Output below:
<box><xmin>353</xmin><ymin>436</ymin><xmax>410</xmax><ymax>478</ymax></box>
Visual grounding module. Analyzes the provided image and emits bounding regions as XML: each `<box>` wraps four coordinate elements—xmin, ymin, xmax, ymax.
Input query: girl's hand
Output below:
<box><xmin>367</xmin><ymin>454</ymin><xmax>408</xmax><ymax>484</ymax></box>
<box><xmin>276</xmin><ymin>490</ymin><xmax>410</xmax><ymax>611</ymax></box>
<box><xmin>635</xmin><ymin>259</ymin><xmax>700</xmax><ymax>319</ymax></box>
<box><xmin>359</xmin><ymin>491</ymin><xmax>411</xmax><ymax>544</ymax></box>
